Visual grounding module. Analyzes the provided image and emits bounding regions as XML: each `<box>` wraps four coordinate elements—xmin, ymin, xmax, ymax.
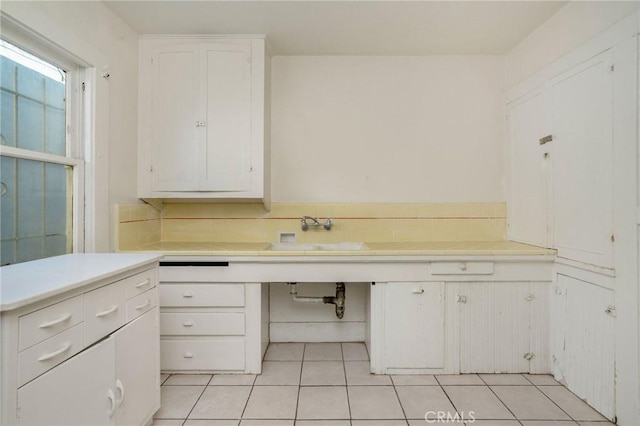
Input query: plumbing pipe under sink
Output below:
<box><xmin>288</xmin><ymin>282</ymin><xmax>346</xmax><ymax>319</ymax></box>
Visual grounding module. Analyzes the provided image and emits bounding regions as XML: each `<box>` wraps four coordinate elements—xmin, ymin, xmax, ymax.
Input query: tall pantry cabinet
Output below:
<box><xmin>137</xmin><ymin>36</ymin><xmax>270</xmax><ymax>206</ymax></box>
<box><xmin>506</xmin><ymin>15</ymin><xmax>639</xmax><ymax>422</ymax></box>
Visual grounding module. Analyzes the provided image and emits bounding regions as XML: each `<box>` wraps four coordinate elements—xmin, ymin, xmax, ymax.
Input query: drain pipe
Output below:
<box><xmin>288</xmin><ymin>282</ymin><xmax>346</xmax><ymax>319</ymax></box>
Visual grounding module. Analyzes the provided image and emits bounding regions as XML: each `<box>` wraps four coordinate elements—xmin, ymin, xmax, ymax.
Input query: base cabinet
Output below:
<box><xmin>16</xmin><ymin>309</ymin><xmax>159</xmax><ymax>426</ymax></box>
<box><xmin>382</xmin><ymin>282</ymin><xmax>444</xmax><ymax>370</ymax></box>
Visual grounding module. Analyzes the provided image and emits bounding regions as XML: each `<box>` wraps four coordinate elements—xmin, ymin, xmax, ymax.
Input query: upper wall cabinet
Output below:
<box><xmin>138</xmin><ymin>36</ymin><xmax>270</xmax><ymax>206</ymax></box>
<box><xmin>507</xmin><ymin>49</ymin><xmax>615</xmax><ymax>269</ymax></box>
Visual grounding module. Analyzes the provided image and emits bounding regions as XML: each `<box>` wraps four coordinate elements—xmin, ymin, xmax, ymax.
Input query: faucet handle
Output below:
<box><xmin>324</xmin><ymin>218</ymin><xmax>333</xmax><ymax>230</ymax></box>
<box><xmin>301</xmin><ymin>217</ymin><xmax>309</xmax><ymax>231</ymax></box>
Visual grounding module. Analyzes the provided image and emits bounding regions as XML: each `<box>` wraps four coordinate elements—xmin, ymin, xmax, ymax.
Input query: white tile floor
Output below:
<box><xmin>152</xmin><ymin>343</ymin><xmax>615</xmax><ymax>426</ymax></box>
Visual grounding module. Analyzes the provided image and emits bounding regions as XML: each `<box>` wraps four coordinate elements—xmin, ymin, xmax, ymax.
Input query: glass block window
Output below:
<box><xmin>1</xmin><ymin>39</ymin><xmax>78</xmax><ymax>266</ymax></box>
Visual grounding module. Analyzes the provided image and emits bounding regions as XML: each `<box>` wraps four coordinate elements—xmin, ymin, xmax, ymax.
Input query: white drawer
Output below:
<box><xmin>19</xmin><ymin>295</ymin><xmax>83</xmax><ymax>351</ymax></box>
<box><xmin>160</xmin><ymin>313</ymin><xmax>245</xmax><ymax>336</ymax></box>
<box><xmin>127</xmin><ymin>288</ymin><xmax>157</xmax><ymax>321</ymax></box>
<box><xmin>161</xmin><ymin>339</ymin><xmax>245</xmax><ymax>371</ymax></box>
<box><xmin>84</xmin><ymin>281</ymin><xmax>127</xmax><ymax>345</ymax></box>
<box><xmin>430</xmin><ymin>261</ymin><xmax>494</xmax><ymax>275</ymax></box>
<box><xmin>122</xmin><ymin>268</ymin><xmax>157</xmax><ymax>299</ymax></box>
<box><xmin>160</xmin><ymin>284</ymin><xmax>244</xmax><ymax>307</ymax></box>
<box><xmin>18</xmin><ymin>323</ymin><xmax>84</xmax><ymax>386</ymax></box>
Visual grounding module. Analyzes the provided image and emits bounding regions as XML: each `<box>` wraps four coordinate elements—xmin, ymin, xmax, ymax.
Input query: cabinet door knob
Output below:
<box><xmin>458</xmin><ymin>262</ymin><xmax>467</xmax><ymax>271</ymax></box>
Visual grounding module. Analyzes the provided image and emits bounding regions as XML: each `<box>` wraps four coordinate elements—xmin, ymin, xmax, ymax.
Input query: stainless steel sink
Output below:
<box><xmin>268</xmin><ymin>242</ymin><xmax>369</xmax><ymax>251</ymax></box>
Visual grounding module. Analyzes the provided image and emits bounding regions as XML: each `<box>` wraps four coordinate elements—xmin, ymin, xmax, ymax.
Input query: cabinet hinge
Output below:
<box><xmin>609</xmin><ymin>64</ymin><xmax>615</xmax><ymax>72</ymax></box>
<box><xmin>605</xmin><ymin>305</ymin><xmax>617</xmax><ymax>317</ymax></box>
<box><xmin>523</xmin><ymin>352</ymin><xmax>535</xmax><ymax>361</ymax></box>
<box><xmin>150</xmin><ymin>166</ymin><xmax>154</xmax><ymax>172</ymax></box>
<box><xmin>81</xmin><ymin>82</ymin><xmax>85</xmax><ymax>92</ymax></box>
<box><xmin>457</xmin><ymin>295</ymin><xmax>467</xmax><ymax>303</ymax></box>
<box><xmin>610</xmin><ymin>234</ymin><xmax>615</xmax><ymax>243</ymax></box>
<box><xmin>249</xmin><ymin>166</ymin><xmax>254</xmax><ymax>172</ymax></box>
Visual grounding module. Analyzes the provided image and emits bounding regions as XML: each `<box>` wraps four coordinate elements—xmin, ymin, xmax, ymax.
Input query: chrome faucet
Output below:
<box><xmin>301</xmin><ymin>216</ymin><xmax>332</xmax><ymax>231</ymax></box>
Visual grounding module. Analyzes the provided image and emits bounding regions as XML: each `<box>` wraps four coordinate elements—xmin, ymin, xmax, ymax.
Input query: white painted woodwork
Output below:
<box><xmin>160</xmin><ymin>312</ymin><xmax>245</xmax><ymax>335</ymax></box>
<box><xmin>159</xmin><ymin>283</ymin><xmax>245</xmax><ymax>307</ymax></box>
<box><xmin>551</xmin><ymin>50</ymin><xmax>614</xmax><ymax>268</ymax></box>
<box><xmin>83</xmin><ymin>280</ymin><xmax>127</xmax><ymax>344</ymax></box>
<box><xmin>18</xmin><ymin>295</ymin><xmax>83</xmax><ymax>351</ymax></box>
<box><xmin>160</xmin><ymin>339</ymin><xmax>245</xmax><ymax>371</ymax></box>
<box><xmin>138</xmin><ymin>36</ymin><xmax>269</xmax><ymax>204</ymax></box>
<box><xmin>0</xmin><ymin>257</ymin><xmax>161</xmax><ymax>426</ymax></box>
<box><xmin>114</xmin><ymin>310</ymin><xmax>159</xmax><ymax>426</ymax></box>
<box><xmin>383</xmin><ymin>282</ymin><xmax>445</xmax><ymax>370</ymax></box>
<box><xmin>507</xmin><ymin>87</ymin><xmax>550</xmax><ymax>247</ymax></box>
<box><xmin>159</xmin><ymin>268</ymin><xmax>263</xmax><ymax>373</ymax></box>
<box><xmin>458</xmin><ymin>282</ymin><xmax>551</xmax><ymax>374</ymax></box>
<box><xmin>552</xmin><ymin>273</ymin><xmax>615</xmax><ymax>419</ymax></box>
<box><xmin>17</xmin><ymin>337</ymin><xmax>116</xmax><ymax>426</ymax></box>
<box><xmin>151</xmin><ymin>43</ymin><xmax>200</xmax><ymax>192</ymax></box>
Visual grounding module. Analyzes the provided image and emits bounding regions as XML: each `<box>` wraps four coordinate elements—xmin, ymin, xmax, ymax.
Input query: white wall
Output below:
<box><xmin>1</xmin><ymin>1</ymin><xmax>139</xmax><ymax>252</ymax></box>
<box><xmin>271</xmin><ymin>55</ymin><xmax>505</xmax><ymax>203</ymax></box>
<box><xmin>505</xmin><ymin>1</ymin><xmax>639</xmax><ymax>88</ymax></box>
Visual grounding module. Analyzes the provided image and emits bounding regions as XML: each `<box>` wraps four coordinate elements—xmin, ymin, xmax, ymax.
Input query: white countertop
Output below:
<box><xmin>0</xmin><ymin>253</ymin><xmax>163</xmax><ymax>312</ymax></box>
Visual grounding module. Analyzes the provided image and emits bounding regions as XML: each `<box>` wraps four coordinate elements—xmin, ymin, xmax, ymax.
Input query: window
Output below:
<box><xmin>1</xmin><ymin>39</ymin><xmax>84</xmax><ymax>266</ymax></box>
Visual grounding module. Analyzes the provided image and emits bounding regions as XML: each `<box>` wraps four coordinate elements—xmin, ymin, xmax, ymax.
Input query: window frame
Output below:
<box><xmin>0</xmin><ymin>23</ymin><xmax>88</xmax><ymax>259</ymax></box>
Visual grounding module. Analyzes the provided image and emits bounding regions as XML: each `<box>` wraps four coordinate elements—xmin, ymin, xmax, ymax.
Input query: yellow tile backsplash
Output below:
<box><xmin>116</xmin><ymin>202</ymin><xmax>507</xmax><ymax>251</ymax></box>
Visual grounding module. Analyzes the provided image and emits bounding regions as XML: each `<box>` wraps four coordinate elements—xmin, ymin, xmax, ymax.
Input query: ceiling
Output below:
<box><xmin>103</xmin><ymin>1</ymin><xmax>569</xmax><ymax>55</ymax></box>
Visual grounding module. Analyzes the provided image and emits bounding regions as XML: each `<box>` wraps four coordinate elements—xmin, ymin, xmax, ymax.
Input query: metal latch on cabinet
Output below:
<box><xmin>523</xmin><ymin>352</ymin><xmax>535</xmax><ymax>361</ymax></box>
<box><xmin>605</xmin><ymin>306</ymin><xmax>617</xmax><ymax>317</ymax></box>
<box><xmin>457</xmin><ymin>295</ymin><xmax>467</xmax><ymax>303</ymax></box>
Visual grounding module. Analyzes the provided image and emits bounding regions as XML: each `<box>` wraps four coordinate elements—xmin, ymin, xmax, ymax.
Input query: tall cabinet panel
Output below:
<box><xmin>151</xmin><ymin>44</ymin><xmax>201</xmax><ymax>192</ymax></box>
<box><xmin>550</xmin><ymin>50</ymin><xmax>614</xmax><ymax>268</ymax></box>
<box><xmin>203</xmin><ymin>44</ymin><xmax>252</xmax><ymax>191</ymax></box>
<box><xmin>507</xmin><ymin>88</ymin><xmax>550</xmax><ymax>247</ymax></box>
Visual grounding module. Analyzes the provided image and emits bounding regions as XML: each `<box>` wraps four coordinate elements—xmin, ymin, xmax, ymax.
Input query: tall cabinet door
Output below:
<box><xmin>507</xmin><ymin>88</ymin><xmax>550</xmax><ymax>247</ymax></box>
<box><xmin>17</xmin><ymin>337</ymin><xmax>116</xmax><ymax>426</ymax></box>
<box><xmin>550</xmin><ymin>50</ymin><xmax>614</xmax><ymax>268</ymax></box>
<box><xmin>151</xmin><ymin>43</ymin><xmax>201</xmax><ymax>192</ymax></box>
<box><xmin>115</xmin><ymin>309</ymin><xmax>159</xmax><ymax>426</ymax></box>
<box><xmin>202</xmin><ymin>43</ymin><xmax>252</xmax><ymax>191</ymax></box>
<box><xmin>383</xmin><ymin>282</ymin><xmax>444</xmax><ymax>369</ymax></box>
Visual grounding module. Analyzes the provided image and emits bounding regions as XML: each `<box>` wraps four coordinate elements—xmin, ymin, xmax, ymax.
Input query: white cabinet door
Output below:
<box><xmin>383</xmin><ymin>282</ymin><xmax>444</xmax><ymax>369</ymax></box>
<box><xmin>550</xmin><ymin>50</ymin><xmax>614</xmax><ymax>268</ymax></box>
<box><xmin>202</xmin><ymin>43</ymin><xmax>252</xmax><ymax>191</ymax></box>
<box><xmin>17</xmin><ymin>337</ymin><xmax>116</xmax><ymax>426</ymax></box>
<box><xmin>151</xmin><ymin>43</ymin><xmax>201</xmax><ymax>192</ymax></box>
<box><xmin>507</xmin><ymin>87</ymin><xmax>550</xmax><ymax>247</ymax></box>
<box><xmin>459</xmin><ymin>282</ymin><xmax>548</xmax><ymax>374</ymax></box>
<box><xmin>115</xmin><ymin>309</ymin><xmax>159</xmax><ymax>426</ymax></box>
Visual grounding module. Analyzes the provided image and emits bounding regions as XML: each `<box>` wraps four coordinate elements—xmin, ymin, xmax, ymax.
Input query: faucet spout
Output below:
<box><xmin>301</xmin><ymin>216</ymin><xmax>332</xmax><ymax>231</ymax></box>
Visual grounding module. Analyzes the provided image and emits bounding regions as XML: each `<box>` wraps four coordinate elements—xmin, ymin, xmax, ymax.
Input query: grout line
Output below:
<box><xmin>340</xmin><ymin>343</ymin><xmax>353</xmax><ymax>423</ymax></box>
<box><xmin>293</xmin><ymin>344</ymin><xmax>306</xmax><ymax>420</ymax></box>
<box><xmin>484</xmin><ymin>382</ymin><xmax>521</xmax><ymax>422</ymax></box>
<box><xmin>535</xmin><ymin>384</ymin><xmax>581</xmax><ymax>422</ymax></box>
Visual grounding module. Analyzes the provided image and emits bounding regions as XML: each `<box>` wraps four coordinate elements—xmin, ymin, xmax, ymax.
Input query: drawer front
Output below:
<box><xmin>430</xmin><ymin>261</ymin><xmax>494</xmax><ymax>275</ymax></box>
<box><xmin>84</xmin><ymin>281</ymin><xmax>127</xmax><ymax>345</ymax></box>
<box><xmin>126</xmin><ymin>288</ymin><xmax>157</xmax><ymax>321</ymax></box>
<box><xmin>160</xmin><ymin>313</ymin><xmax>245</xmax><ymax>336</ymax></box>
<box><xmin>18</xmin><ymin>323</ymin><xmax>84</xmax><ymax>386</ymax></box>
<box><xmin>123</xmin><ymin>268</ymin><xmax>157</xmax><ymax>299</ymax></box>
<box><xmin>160</xmin><ymin>284</ymin><xmax>244</xmax><ymax>307</ymax></box>
<box><xmin>161</xmin><ymin>339</ymin><xmax>245</xmax><ymax>371</ymax></box>
<box><xmin>19</xmin><ymin>295</ymin><xmax>83</xmax><ymax>351</ymax></box>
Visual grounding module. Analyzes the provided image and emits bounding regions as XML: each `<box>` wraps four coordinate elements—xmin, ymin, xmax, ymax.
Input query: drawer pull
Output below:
<box><xmin>182</xmin><ymin>292</ymin><xmax>194</xmax><ymax>298</ymax></box>
<box><xmin>183</xmin><ymin>321</ymin><xmax>194</xmax><ymax>327</ymax></box>
<box><xmin>134</xmin><ymin>279</ymin><xmax>151</xmax><ymax>289</ymax></box>
<box><xmin>37</xmin><ymin>341</ymin><xmax>72</xmax><ymax>362</ymax></box>
<box><xmin>107</xmin><ymin>388</ymin><xmax>116</xmax><ymax>418</ymax></box>
<box><xmin>184</xmin><ymin>352</ymin><xmax>194</xmax><ymax>359</ymax></box>
<box><xmin>95</xmin><ymin>305</ymin><xmax>119</xmax><ymax>318</ymax></box>
<box><xmin>115</xmin><ymin>379</ymin><xmax>125</xmax><ymax>406</ymax></box>
<box><xmin>458</xmin><ymin>262</ymin><xmax>467</xmax><ymax>271</ymax></box>
<box><xmin>134</xmin><ymin>299</ymin><xmax>151</xmax><ymax>310</ymax></box>
<box><xmin>412</xmin><ymin>289</ymin><xmax>424</xmax><ymax>294</ymax></box>
<box><xmin>38</xmin><ymin>313</ymin><xmax>72</xmax><ymax>329</ymax></box>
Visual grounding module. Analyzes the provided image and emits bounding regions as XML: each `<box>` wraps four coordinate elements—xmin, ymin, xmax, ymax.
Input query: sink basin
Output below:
<box><xmin>268</xmin><ymin>242</ymin><xmax>369</xmax><ymax>251</ymax></box>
